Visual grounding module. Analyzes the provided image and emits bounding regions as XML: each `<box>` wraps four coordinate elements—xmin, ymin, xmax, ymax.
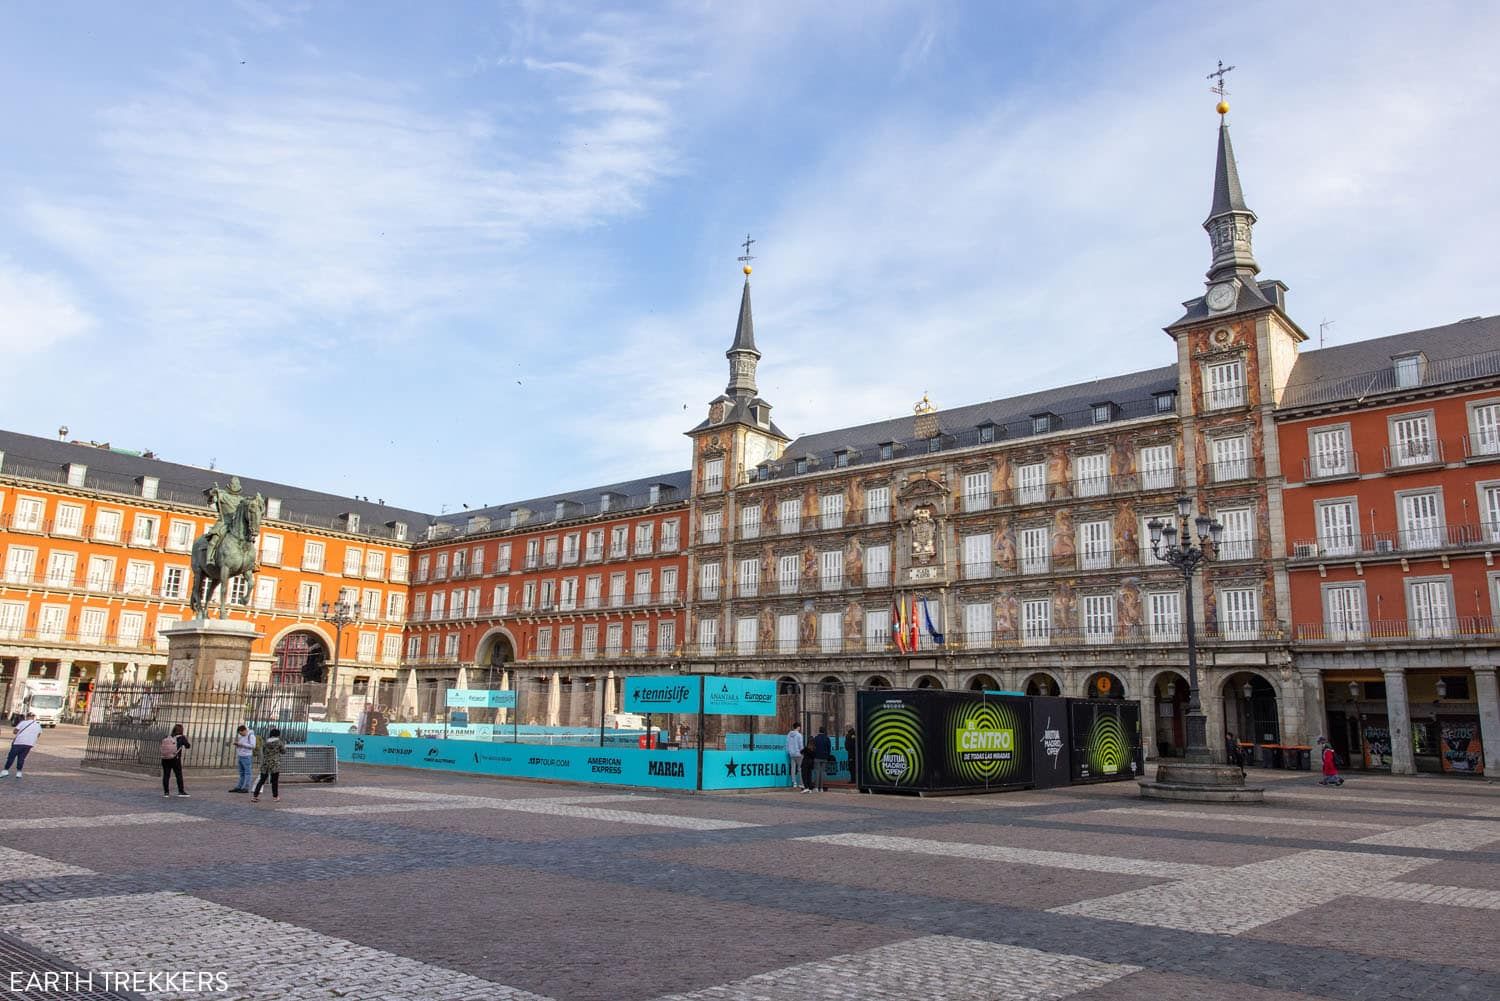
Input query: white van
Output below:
<box><xmin>20</xmin><ymin>679</ymin><xmax>66</xmax><ymax>727</ymax></box>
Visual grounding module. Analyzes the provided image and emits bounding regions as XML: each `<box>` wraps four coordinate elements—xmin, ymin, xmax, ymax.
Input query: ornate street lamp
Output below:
<box><xmin>320</xmin><ymin>599</ymin><xmax>360</xmax><ymax>704</ymax></box>
<box><xmin>1147</xmin><ymin>495</ymin><xmax>1222</xmax><ymax>764</ymax></box>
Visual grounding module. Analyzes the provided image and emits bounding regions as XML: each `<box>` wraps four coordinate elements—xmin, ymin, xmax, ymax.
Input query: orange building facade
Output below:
<box><xmin>1276</xmin><ymin>324</ymin><xmax>1500</xmax><ymax>775</ymax></box>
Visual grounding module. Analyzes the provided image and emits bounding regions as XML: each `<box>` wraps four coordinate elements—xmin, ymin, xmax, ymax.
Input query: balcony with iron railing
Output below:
<box><xmin>1204</xmin><ymin>386</ymin><xmax>1248</xmax><ymax>411</ymax></box>
<box><xmin>1280</xmin><ymin>346</ymin><xmax>1500</xmax><ymax>409</ymax></box>
<box><xmin>1294</xmin><ymin>616</ymin><xmax>1496</xmax><ymax>644</ymax></box>
<box><xmin>954</xmin><ymin>469</ymin><xmax>1183</xmax><ymax>516</ymax></box>
<box><xmin>1464</xmin><ymin>431</ymin><xmax>1500</xmax><ymax>463</ymax></box>
<box><xmin>1289</xmin><ymin>522</ymin><xmax>1500</xmax><ymax>561</ymax></box>
<box><xmin>1206</xmin><ymin>458</ymin><xmax>1254</xmax><ymax>485</ymax></box>
<box><xmin>1383</xmin><ymin>439</ymin><xmax>1446</xmax><ymax>472</ymax></box>
<box><xmin>1302</xmin><ymin>451</ymin><xmax>1361</xmax><ymax>483</ymax></box>
<box><xmin>414</xmin><ymin>589</ymin><xmax>684</xmax><ymax>624</ymax></box>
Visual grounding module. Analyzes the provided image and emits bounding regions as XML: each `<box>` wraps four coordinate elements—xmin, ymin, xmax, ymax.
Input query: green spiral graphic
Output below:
<box><xmin>1087</xmin><ymin>711</ymin><xmax>1129</xmax><ymax>776</ymax></box>
<box><xmin>865</xmin><ymin>703</ymin><xmax>923</xmax><ymax>786</ymax></box>
<box><xmin>947</xmin><ymin>700</ymin><xmax>1023</xmax><ymax>783</ymax></box>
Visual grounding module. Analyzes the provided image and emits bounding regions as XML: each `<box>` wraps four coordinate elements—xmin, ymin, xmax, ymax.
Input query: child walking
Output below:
<box><xmin>160</xmin><ymin>724</ymin><xmax>191</xmax><ymax>797</ymax></box>
<box><xmin>252</xmin><ymin>727</ymin><xmax>285</xmax><ymax>803</ymax></box>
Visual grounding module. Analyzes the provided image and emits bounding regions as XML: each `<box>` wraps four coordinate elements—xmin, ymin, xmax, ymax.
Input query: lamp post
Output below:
<box><xmin>320</xmin><ymin>599</ymin><xmax>360</xmax><ymax>710</ymax></box>
<box><xmin>1147</xmin><ymin>495</ymin><xmax>1223</xmax><ymax>765</ymax></box>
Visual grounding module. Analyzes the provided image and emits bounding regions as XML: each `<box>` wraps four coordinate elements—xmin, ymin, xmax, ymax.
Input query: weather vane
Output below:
<box><xmin>1208</xmin><ymin>60</ymin><xmax>1235</xmax><ymax>115</ymax></box>
<box><xmin>738</xmin><ymin>233</ymin><xmax>756</xmax><ymax>275</ymax></box>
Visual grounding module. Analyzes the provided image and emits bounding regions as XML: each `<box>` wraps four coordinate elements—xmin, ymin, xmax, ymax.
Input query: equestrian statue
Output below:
<box><xmin>191</xmin><ymin>476</ymin><xmax>265</xmax><ymax>619</ymax></box>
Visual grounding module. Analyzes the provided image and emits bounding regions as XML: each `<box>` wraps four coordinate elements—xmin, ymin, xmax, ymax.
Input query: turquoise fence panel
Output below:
<box><xmin>622</xmin><ymin>676</ymin><xmax>702</xmax><ymax>713</ymax></box>
<box><xmin>702</xmin><ymin>678</ymin><xmax>778</xmax><ymax>716</ymax></box>
<box><xmin>701</xmin><ymin>750</ymin><xmax>795</xmax><ymax>790</ymax></box>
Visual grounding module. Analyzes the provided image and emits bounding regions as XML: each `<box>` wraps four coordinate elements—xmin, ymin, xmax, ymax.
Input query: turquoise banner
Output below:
<box><xmin>702</xmin><ymin>678</ymin><xmax>778</xmax><ymax>716</ymax></box>
<box><xmin>623</xmin><ymin>676</ymin><xmax>702</xmax><ymax>714</ymax></box>
<box><xmin>309</xmin><ymin>732</ymin><xmax>698</xmax><ymax>790</ymax></box>
<box><xmin>702</xmin><ymin>749</ymin><xmax>794</xmax><ymax>789</ymax></box>
<box><xmin>446</xmin><ymin>689</ymin><xmax>517</xmax><ymax>709</ymax></box>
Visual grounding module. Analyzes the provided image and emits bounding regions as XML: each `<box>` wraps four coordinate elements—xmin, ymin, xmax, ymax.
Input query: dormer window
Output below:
<box><xmin>599</xmin><ymin>493</ymin><xmax>611</xmax><ymax>512</ymax></box>
<box><xmin>393</xmin><ymin>521</ymin><xmax>408</xmax><ymax>542</ymax></box>
<box><xmin>1154</xmin><ymin>391</ymin><xmax>1177</xmax><ymax>414</ymax></box>
<box><xmin>509</xmin><ymin>510</ymin><xmax>522</xmax><ymax>528</ymax></box>
<box><xmin>879</xmin><ymin>442</ymin><xmax>894</xmax><ymax>461</ymax></box>
<box><xmin>1393</xmin><ymin>352</ymin><xmax>1425</xmax><ymax>389</ymax></box>
<box><xmin>345</xmin><ymin>512</ymin><xmax>361</xmax><ymax>533</ymax></box>
<box><xmin>794</xmin><ymin>457</ymin><xmax>808</xmax><ymax>475</ymax></box>
<box><xmin>139</xmin><ymin>476</ymin><xmax>159</xmax><ymax>500</ymax></box>
<box><xmin>67</xmin><ymin>463</ymin><xmax>87</xmax><ymax>487</ymax></box>
<box><xmin>835</xmin><ymin>450</ymin><xmax>850</xmax><ymax>468</ymax></box>
<box><xmin>1031</xmin><ymin>414</ymin><xmax>1054</xmax><ymax>435</ymax></box>
<box><xmin>1091</xmin><ymin>403</ymin><xmax>1114</xmax><ymax>425</ymax></box>
<box><xmin>926</xmin><ymin>437</ymin><xmax>941</xmax><ymax>453</ymax></box>
<box><xmin>649</xmin><ymin>484</ymin><xmax>660</xmax><ymax>504</ymax></box>
<box><xmin>978</xmin><ymin>424</ymin><xmax>995</xmax><ymax>444</ymax></box>
<box><xmin>555</xmin><ymin>501</ymin><xmax>567</xmax><ymax>519</ymax></box>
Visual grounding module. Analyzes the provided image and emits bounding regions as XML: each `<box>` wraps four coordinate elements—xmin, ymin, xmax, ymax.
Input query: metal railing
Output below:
<box><xmin>1290</xmin><ymin>522</ymin><xmax>1499</xmax><ymax>560</ymax></box>
<box><xmin>1383</xmin><ymin>440</ymin><xmax>1445</xmax><ymax>471</ymax></box>
<box><xmin>1303</xmin><ymin>452</ymin><xmax>1360</xmax><ymax>481</ymax></box>
<box><xmin>1280</xmin><ymin>347</ymin><xmax>1500</xmax><ymax>409</ymax></box>
<box><xmin>83</xmin><ymin>682</ymin><xmax>310</xmax><ymax>772</ymax></box>
<box><xmin>1464</xmin><ymin>432</ymin><xmax>1500</xmax><ymax>461</ymax></box>
<box><xmin>1294</xmin><ymin>616</ymin><xmax>1497</xmax><ymax>643</ymax></box>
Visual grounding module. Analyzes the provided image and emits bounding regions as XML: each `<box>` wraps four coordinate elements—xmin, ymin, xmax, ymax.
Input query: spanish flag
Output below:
<box><xmin>892</xmin><ymin>598</ymin><xmax>907</xmax><ymax>653</ymax></box>
<box><xmin>907</xmin><ymin>595</ymin><xmax>919</xmax><ymax>651</ymax></box>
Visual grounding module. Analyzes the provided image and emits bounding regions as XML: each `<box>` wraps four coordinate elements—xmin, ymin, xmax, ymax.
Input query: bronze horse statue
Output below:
<box><xmin>190</xmin><ymin>491</ymin><xmax>264</xmax><ymax>619</ymax></box>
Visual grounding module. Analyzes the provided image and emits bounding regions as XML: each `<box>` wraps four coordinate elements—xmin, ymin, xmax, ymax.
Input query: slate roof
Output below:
<box><xmin>728</xmin><ymin>278</ymin><xmax>759</xmax><ymax>356</ymax></box>
<box><xmin>760</xmin><ymin>365</ymin><xmax>1180</xmax><ymax>480</ymax></box>
<box><xmin>1209</xmin><ymin>121</ymin><xmax>1253</xmax><ymax>220</ymax></box>
<box><xmin>428</xmin><ymin>469</ymin><xmax>691</xmax><ymax>534</ymax></box>
<box><xmin>0</xmin><ymin>428</ymin><xmax>429</xmax><ymax>540</ymax></box>
<box><xmin>1278</xmin><ymin>314</ymin><xmax>1500</xmax><ymax>409</ymax></box>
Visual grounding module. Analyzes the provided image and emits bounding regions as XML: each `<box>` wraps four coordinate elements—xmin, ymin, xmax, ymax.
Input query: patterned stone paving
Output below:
<box><xmin>0</xmin><ymin>737</ymin><xmax>1498</xmax><ymax>1000</ymax></box>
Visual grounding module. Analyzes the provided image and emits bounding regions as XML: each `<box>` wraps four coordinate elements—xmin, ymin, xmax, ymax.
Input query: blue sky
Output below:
<box><xmin>2</xmin><ymin>2</ymin><xmax>1496</xmax><ymax>514</ymax></box>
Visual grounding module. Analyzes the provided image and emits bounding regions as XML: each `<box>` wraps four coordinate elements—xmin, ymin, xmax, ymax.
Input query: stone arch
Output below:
<box><xmin>475</xmin><ymin>627</ymin><xmax>519</xmax><ymax>667</ymax></box>
<box><xmin>1220</xmin><ymin>670</ymin><xmax>1282</xmax><ymax>745</ymax></box>
<box><xmin>1145</xmin><ymin>669</ymin><xmax>1191</xmax><ymax>757</ymax></box>
<box><xmin>271</xmin><ymin>627</ymin><xmax>330</xmax><ymax>685</ymax></box>
<box><xmin>1084</xmin><ymin>670</ymin><xmax>1127</xmax><ymax>699</ymax></box>
<box><xmin>965</xmin><ymin>672</ymin><xmax>1001</xmax><ymax>692</ymax></box>
<box><xmin>913</xmin><ymin>674</ymin><xmax>944</xmax><ymax>689</ymax></box>
<box><xmin>864</xmin><ymin>675</ymin><xmax>892</xmax><ymax>689</ymax></box>
<box><xmin>1020</xmin><ymin>671</ymin><xmax>1060</xmax><ymax>697</ymax></box>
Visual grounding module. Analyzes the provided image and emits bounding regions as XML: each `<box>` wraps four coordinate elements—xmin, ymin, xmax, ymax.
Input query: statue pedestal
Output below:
<box><xmin>161</xmin><ymin>619</ymin><xmax>261</xmax><ymax>689</ymax></box>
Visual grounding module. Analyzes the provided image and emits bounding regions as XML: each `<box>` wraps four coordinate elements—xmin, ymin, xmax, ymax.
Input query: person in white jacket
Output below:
<box><xmin>785</xmin><ymin>724</ymin><xmax>805</xmax><ymax>790</ymax></box>
<box><xmin>2</xmin><ymin>713</ymin><xmax>41</xmax><ymax>778</ymax></box>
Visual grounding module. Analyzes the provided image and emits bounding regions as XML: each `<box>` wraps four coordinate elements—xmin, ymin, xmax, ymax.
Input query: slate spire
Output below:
<box><xmin>725</xmin><ymin>267</ymin><xmax>760</xmax><ymax>397</ymax></box>
<box><xmin>1203</xmin><ymin>114</ymin><xmax>1259</xmax><ymax>283</ymax></box>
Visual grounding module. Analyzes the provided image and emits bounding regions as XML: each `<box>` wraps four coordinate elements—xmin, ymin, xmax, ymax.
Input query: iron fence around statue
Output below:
<box><xmin>83</xmin><ymin>683</ymin><xmax>309</xmax><ymax>772</ymax></box>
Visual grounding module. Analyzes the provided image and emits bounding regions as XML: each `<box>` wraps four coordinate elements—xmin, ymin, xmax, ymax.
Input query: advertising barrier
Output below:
<box><xmin>1029</xmin><ymin>697</ymin><xmax>1072</xmax><ymax>790</ymax></box>
<box><xmin>446</xmin><ymin>689</ymin><xmax>517</xmax><ymax>709</ymax></box>
<box><xmin>1066</xmin><ymin>698</ymin><xmax>1144</xmax><ymax>783</ymax></box>
<box><xmin>623</xmin><ymin>676</ymin><xmax>702</xmax><ymax>714</ymax></box>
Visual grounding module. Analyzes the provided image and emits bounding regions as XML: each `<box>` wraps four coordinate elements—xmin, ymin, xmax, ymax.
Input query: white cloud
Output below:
<box><xmin>0</xmin><ymin>260</ymin><xmax>93</xmax><ymax>353</ymax></box>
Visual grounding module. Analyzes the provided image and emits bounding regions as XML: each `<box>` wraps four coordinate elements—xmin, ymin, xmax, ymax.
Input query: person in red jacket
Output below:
<box><xmin>1317</xmin><ymin>736</ymin><xmax>1344</xmax><ymax>786</ymax></box>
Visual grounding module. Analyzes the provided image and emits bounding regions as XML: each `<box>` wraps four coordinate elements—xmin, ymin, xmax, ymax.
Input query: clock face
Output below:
<box><xmin>1206</xmin><ymin>283</ymin><xmax>1236</xmax><ymax>311</ymax></box>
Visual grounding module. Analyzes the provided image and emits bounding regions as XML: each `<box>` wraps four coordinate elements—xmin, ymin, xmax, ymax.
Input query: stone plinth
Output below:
<box><xmin>1138</xmin><ymin>761</ymin><xmax>1265</xmax><ymax>803</ymax></box>
<box><xmin>160</xmin><ymin>619</ymin><xmax>261</xmax><ymax>689</ymax></box>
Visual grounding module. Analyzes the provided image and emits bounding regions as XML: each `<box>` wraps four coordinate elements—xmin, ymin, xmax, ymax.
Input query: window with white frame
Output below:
<box><xmin>1017</xmin><ymin>462</ymin><xmax>1046</xmax><ymax>504</ymax></box>
<box><xmin>431</xmin><ymin>591</ymin><xmax>448</xmax><ymax>619</ymax></box>
<box><xmin>1322</xmin><ymin>583</ymin><xmax>1365</xmax><ymax>641</ymax></box>
<box><xmin>1407</xmin><ymin>578</ymin><xmax>1454</xmax><ymax>638</ymax></box>
<box><xmin>866</xmin><ymin>486</ymin><xmax>890</xmax><ymax>524</ymax></box>
<box><xmin>582</xmin><ymin>575</ymin><xmax>601</xmax><ymax>609</ymax></box>
<box><xmin>542</xmin><ymin>537</ymin><xmax>558</xmax><ymax>566</ymax></box>
<box><xmin>660</xmin><ymin>520</ymin><xmax>680</xmax><ymax>552</ymax></box>
<box><xmin>1216</xmin><ymin>508</ymin><xmax>1254</xmax><ymax>561</ymax></box>
<box><xmin>820</xmin><ymin>493</ymin><xmax>845</xmax><ymax>530</ymax></box>
<box><xmin>703</xmin><ymin>457</ymin><xmax>724</xmax><ymax>493</ymax></box>
<box><xmin>1310</xmin><ymin>426</ymin><xmax>1352</xmax><ymax>478</ymax></box>
<box><xmin>915</xmin><ymin>601</ymin><xmax>942</xmax><ymax>651</ymax></box>
<box><xmin>1217</xmin><ymin>588</ymin><xmax>1260</xmax><ymax>640</ymax></box>
<box><xmin>1078</xmin><ymin>520</ymin><xmax>1112</xmax><ymax>570</ymax></box>
<box><xmin>1471</xmin><ymin>402</ymin><xmax>1500</xmax><ymax>457</ymax></box>
<box><xmin>738</xmin><ymin>558</ymin><xmax>759</xmax><ymax>597</ymax></box>
<box><xmin>453</xmin><ymin>588</ymin><xmax>469</xmax><ymax>617</ymax></box>
<box><xmin>45</xmin><ymin>550</ymin><xmax>76</xmax><ymax>587</ymax></box>
<box><xmin>123</xmin><ymin>560</ymin><xmax>153</xmax><ymax>596</ymax></box>
<box><xmin>819</xmin><ymin>611</ymin><xmax>842</xmax><ymax>653</ymax></box>
<box><xmin>963</xmin><ymin>602</ymin><xmax>992</xmax><ymax>648</ymax></box>
<box><xmin>778</xmin><ymin>554</ymin><xmax>800</xmax><ymax>594</ymax></box>
<box><xmin>357</xmin><ymin>632</ymin><xmax>377</xmax><ymax>663</ymax></box>
<box><xmin>1148</xmin><ymin>591</ymin><xmax>1181</xmax><ymax>642</ymax></box>
<box><xmin>227</xmin><ymin>575</ymin><xmax>249</xmax><ymax>606</ymax></box>
<box><xmin>130</xmin><ymin>514</ymin><xmax>159</xmax><ymax>546</ymax></box>
<box><xmin>554</xmin><ymin>576</ymin><xmax>574</xmax><ymax>611</ymax></box>
<box><xmin>736</xmin><ymin>616</ymin><xmax>757</xmax><ymax>655</ymax></box>
<box><xmin>0</xmin><ymin>601</ymin><xmax>25</xmax><ymax>639</ymax></box>
<box><xmin>657</xmin><ymin>620</ymin><xmax>676</xmax><ymax>654</ymax></box>
<box><xmin>631</xmin><ymin>621</ymin><xmax>649</xmax><ymax>653</ymax></box>
<box><xmin>416</xmin><ymin>555</ymin><xmax>430</xmax><ymax>582</ymax></box>
<box><xmin>962</xmin><ymin>471</ymin><xmax>990</xmax><ymax>512</ymax></box>
<box><xmin>561</xmin><ymin>534</ymin><xmax>579</xmax><ymax>564</ymax></box>
<box><xmin>12</xmin><ymin>497</ymin><xmax>44</xmax><ymax>531</ymax></box>
<box><xmin>609</xmin><ymin>573</ymin><xmax>626</xmax><ymax>606</ymax></box>
<box><xmin>1399</xmin><ymin>491</ymin><xmax>1443</xmax><ymax>550</ymax></box>
<box><xmin>1390</xmin><ymin>413</ymin><xmax>1434</xmax><ymax>466</ymax></box>
<box><xmin>252</xmin><ymin>533</ymin><xmax>280</xmax><ymax>567</ymax></box>
<box><xmin>660</xmin><ymin>567</ymin><xmax>678</xmax><ymax>602</ymax></box>
<box><xmin>536</xmin><ymin>627</ymin><xmax>553</xmax><ymax>658</ymax></box>
<box><xmin>386</xmin><ymin>592</ymin><xmax>405</xmax><ymax>620</ymax></box>
<box><xmin>255</xmin><ymin>577</ymin><xmax>277</xmax><ymax>610</ymax></box>
<box><xmin>1204</xmin><ymin>358</ymin><xmax>1245</xmax><ymax>409</ymax></box>
<box><xmin>696</xmin><ymin>617</ymin><xmax>719</xmax><ymax>654</ymax></box>
<box><xmin>1073</xmin><ymin>454</ymin><xmax>1108</xmax><ymax>498</ymax></box>
<box><xmin>559</xmin><ymin>625</ymin><xmax>576</xmax><ymax>655</ymax></box>
<box><xmin>776</xmin><ymin>614</ymin><xmax>798</xmax><ymax>653</ymax></box>
<box><xmin>79</xmin><ymin>608</ymin><xmax>108</xmax><ymax>643</ymax></box>
<box><xmin>1020</xmin><ymin>527</ymin><xmax>1049</xmax><ymax>574</ymax></box>
<box><xmin>93</xmin><ymin>509</ymin><xmax>121</xmax><ymax>542</ymax></box>
<box><xmin>699</xmin><ymin>562</ymin><xmax>721</xmax><ymax>601</ymax></box>
<box><xmin>582</xmin><ymin>624</ymin><xmax>599</xmax><ymax>659</ymax></box>
<box><xmin>539</xmin><ymin>580</ymin><xmax>554</xmax><ymax>609</ymax></box>
<box><xmin>434</xmin><ymin>553</ymin><xmax>449</xmax><ymax>578</ymax></box>
<box><xmin>740</xmin><ymin>504</ymin><xmax>761</xmax><ymax>540</ymax></box>
<box><xmin>1483</xmin><ymin>484</ymin><xmax>1500</xmax><ymax>543</ymax></box>
<box><xmin>162</xmin><ymin>565</ymin><xmax>187</xmax><ymax>601</ymax></box>
<box><xmin>820</xmin><ymin>550</ymin><xmax>843</xmax><ymax>590</ymax></box>
<box><xmin>1139</xmin><ymin>514</ymin><xmax>1171</xmax><ymax>564</ymax></box>
<box><xmin>701</xmin><ymin>510</ymin><xmax>722</xmax><ymax>544</ymax></box>
<box><xmin>382</xmin><ymin>635</ymin><xmax>400</xmax><ymax>663</ymax></box>
<box><xmin>962</xmin><ymin>533</ymin><xmax>992</xmax><ymax>579</ymax></box>
<box><xmin>1139</xmin><ymin>445</ymin><xmax>1174</xmax><ymax>490</ymax></box>
<box><xmin>444</xmin><ymin>633</ymin><xmax>460</xmax><ymax>659</ymax></box>
<box><xmin>406</xmin><ymin>636</ymin><xmax>420</xmax><ymax>659</ymax></box>
<box><xmin>865</xmin><ymin>544</ymin><xmax>891</xmax><ymax>587</ymax></box>
<box><xmin>344</xmin><ymin>547</ymin><xmax>363</xmax><ymax>576</ymax></box>
<box><xmin>865</xmin><ymin>609</ymin><xmax>889</xmax><ymax>651</ymax></box>
<box><xmin>516</xmin><ymin>582</ymin><xmax>532</xmax><ymax>612</ymax></box>
<box><xmin>412</xmin><ymin>593</ymin><xmax>427</xmax><ymax>620</ymax></box>
<box><xmin>298</xmin><ymin>582</ymin><xmax>320</xmax><ymax>613</ymax></box>
<box><xmin>779</xmin><ymin>498</ymin><xmax>801</xmax><ymax>533</ymax></box>
<box><xmin>426</xmin><ymin>635</ymin><xmax>439</xmax><ymax>658</ymax></box>
<box><xmin>390</xmin><ymin>553</ymin><xmax>408</xmax><ymax>583</ymax></box>
<box><xmin>116</xmin><ymin>610</ymin><xmax>144</xmax><ymax>646</ymax></box>
<box><xmin>1082</xmin><ymin>594</ymin><xmax>1115</xmax><ymax>644</ymax></box>
<box><xmin>365</xmin><ymin>550</ymin><xmax>386</xmax><ymax>579</ymax></box>
<box><xmin>1211</xmin><ymin>434</ymin><xmax>1249</xmax><ymax>482</ymax></box>
<box><xmin>632</xmin><ymin>523</ymin><xmax>653</xmax><ymax>555</ymax></box>
<box><xmin>302</xmin><ymin>540</ymin><xmax>325</xmax><ymax>572</ymax></box>
<box><xmin>609</xmin><ymin>526</ymin><xmax>628</xmax><ymax>557</ymax></box>
<box><xmin>36</xmin><ymin>605</ymin><xmax>67</xmax><ymax>641</ymax></box>
<box><xmin>634</xmin><ymin>570</ymin><xmax>652</xmax><ymax>605</ymax></box>
<box><xmin>1315</xmin><ymin>500</ymin><xmax>1357</xmax><ymax>557</ymax></box>
<box><xmin>491</xmin><ymin>585</ymin><xmax>508</xmax><ymax>615</ymax></box>
<box><xmin>83</xmin><ymin>554</ymin><xmax>112</xmax><ymax>591</ymax></box>
<box><xmin>1025</xmin><ymin>596</ymin><xmax>1058</xmax><ymax>645</ymax></box>
<box><xmin>1394</xmin><ymin>354</ymin><xmax>1422</xmax><ymax>388</ymax></box>
<box><xmin>54</xmin><ymin>504</ymin><xmax>84</xmax><ymax>537</ymax></box>
<box><xmin>585</xmin><ymin>529</ymin><xmax>604</xmax><ymax>560</ymax></box>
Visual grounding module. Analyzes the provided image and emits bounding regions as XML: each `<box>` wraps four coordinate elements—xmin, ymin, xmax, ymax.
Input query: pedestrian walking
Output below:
<box><xmin>160</xmin><ymin>724</ymin><xmax>190</xmax><ymax>798</ymax></box>
<box><xmin>1224</xmin><ymin>731</ymin><xmax>1246</xmax><ymax>777</ymax></box>
<box><xmin>252</xmin><ymin>727</ymin><xmax>286</xmax><ymax>803</ymax></box>
<box><xmin>811</xmin><ymin>726</ymin><xmax>833</xmax><ymax>792</ymax></box>
<box><xmin>1317</xmin><ymin>736</ymin><xmax>1344</xmax><ymax>786</ymax></box>
<box><xmin>229</xmin><ymin>725</ymin><xmax>256</xmax><ymax>793</ymax></box>
<box><xmin>799</xmin><ymin>740</ymin><xmax>817</xmax><ymax>793</ymax></box>
<box><xmin>785</xmin><ymin>723</ymin><xmax>805</xmax><ymax>790</ymax></box>
<box><xmin>844</xmin><ymin>726</ymin><xmax>859</xmax><ymax>788</ymax></box>
<box><xmin>2</xmin><ymin>713</ymin><xmax>42</xmax><ymax>778</ymax></box>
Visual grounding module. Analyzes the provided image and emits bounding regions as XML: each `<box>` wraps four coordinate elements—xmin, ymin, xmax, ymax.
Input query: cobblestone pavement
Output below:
<box><xmin>1</xmin><ymin>738</ymin><xmax>1498</xmax><ymax>1000</ymax></box>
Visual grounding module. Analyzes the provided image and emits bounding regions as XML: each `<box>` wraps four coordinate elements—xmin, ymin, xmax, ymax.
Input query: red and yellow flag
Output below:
<box><xmin>892</xmin><ymin>598</ymin><xmax>907</xmax><ymax>653</ymax></box>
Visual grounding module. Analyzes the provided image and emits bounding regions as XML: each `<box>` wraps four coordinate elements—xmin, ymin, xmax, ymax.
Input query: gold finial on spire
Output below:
<box><xmin>738</xmin><ymin>233</ymin><xmax>756</xmax><ymax>276</ymax></box>
<box><xmin>1208</xmin><ymin>60</ymin><xmax>1235</xmax><ymax>116</ymax></box>
<box><xmin>914</xmin><ymin>392</ymin><xmax>935</xmax><ymax>416</ymax></box>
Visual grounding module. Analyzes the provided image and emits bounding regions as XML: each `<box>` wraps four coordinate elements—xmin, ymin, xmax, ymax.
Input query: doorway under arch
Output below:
<box><xmin>1151</xmin><ymin>671</ymin><xmax>1189</xmax><ymax>757</ymax></box>
<box><xmin>1222</xmin><ymin>672</ymin><xmax>1280</xmax><ymax>746</ymax></box>
<box><xmin>273</xmin><ymin>630</ymin><xmax>329</xmax><ymax>686</ymax></box>
<box><xmin>967</xmin><ymin>673</ymin><xmax>1001</xmax><ymax>692</ymax></box>
<box><xmin>1021</xmin><ymin>672</ymin><xmax>1060</xmax><ymax>697</ymax></box>
<box><xmin>1085</xmin><ymin>671</ymin><xmax>1126</xmax><ymax>700</ymax></box>
<box><xmin>914</xmin><ymin>674</ymin><xmax>944</xmax><ymax>689</ymax></box>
